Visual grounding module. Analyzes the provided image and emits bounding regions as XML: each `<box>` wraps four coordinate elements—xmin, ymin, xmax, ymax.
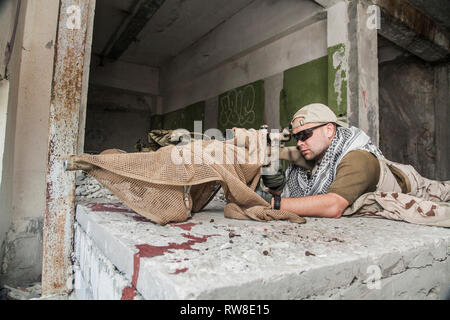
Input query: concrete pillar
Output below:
<box><xmin>0</xmin><ymin>80</ymin><xmax>11</xmax><ymax>272</ymax></box>
<box><xmin>0</xmin><ymin>0</ymin><xmax>22</xmax><ymax>285</ymax></box>
<box><xmin>327</xmin><ymin>1</ymin><xmax>349</xmax><ymax>118</ymax></box>
<box><xmin>0</xmin><ymin>0</ymin><xmax>59</xmax><ymax>287</ymax></box>
<box><xmin>353</xmin><ymin>1</ymin><xmax>379</xmax><ymax>145</ymax></box>
<box><xmin>0</xmin><ymin>80</ymin><xmax>9</xmax><ymax>188</ymax></box>
<box><xmin>327</xmin><ymin>0</ymin><xmax>379</xmax><ymax>145</ymax></box>
<box><xmin>78</xmin><ymin>4</ymin><xmax>96</xmax><ymax>156</ymax></box>
<box><xmin>42</xmin><ymin>0</ymin><xmax>96</xmax><ymax>297</ymax></box>
<box><xmin>12</xmin><ymin>0</ymin><xmax>59</xmax><ymax>222</ymax></box>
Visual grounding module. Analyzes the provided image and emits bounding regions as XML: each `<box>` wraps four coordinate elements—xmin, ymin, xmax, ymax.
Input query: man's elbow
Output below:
<box><xmin>325</xmin><ymin>206</ymin><xmax>343</xmax><ymax>218</ymax></box>
<box><xmin>319</xmin><ymin>205</ymin><xmax>342</xmax><ymax>218</ymax></box>
<box><xmin>327</xmin><ymin>194</ymin><xmax>349</xmax><ymax>218</ymax></box>
<box><xmin>330</xmin><ymin>208</ymin><xmax>343</xmax><ymax>219</ymax></box>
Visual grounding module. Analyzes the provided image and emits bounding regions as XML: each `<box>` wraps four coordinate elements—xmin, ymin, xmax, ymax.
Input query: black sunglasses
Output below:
<box><xmin>292</xmin><ymin>123</ymin><xmax>329</xmax><ymax>142</ymax></box>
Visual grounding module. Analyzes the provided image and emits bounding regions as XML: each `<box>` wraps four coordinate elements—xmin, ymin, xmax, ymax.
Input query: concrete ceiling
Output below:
<box><xmin>92</xmin><ymin>0</ymin><xmax>255</xmax><ymax>67</ymax></box>
<box><xmin>92</xmin><ymin>0</ymin><xmax>136</xmax><ymax>57</ymax></box>
<box><xmin>92</xmin><ymin>0</ymin><xmax>449</xmax><ymax>68</ymax></box>
<box><xmin>406</xmin><ymin>0</ymin><xmax>450</xmax><ymax>31</ymax></box>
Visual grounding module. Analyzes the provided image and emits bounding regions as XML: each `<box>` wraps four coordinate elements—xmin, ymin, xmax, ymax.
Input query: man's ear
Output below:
<box><xmin>325</xmin><ymin>123</ymin><xmax>335</xmax><ymax>139</ymax></box>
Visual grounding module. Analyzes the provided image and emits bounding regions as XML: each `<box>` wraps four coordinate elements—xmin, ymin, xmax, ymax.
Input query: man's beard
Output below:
<box><xmin>296</xmin><ymin>145</ymin><xmax>327</xmax><ymax>162</ymax></box>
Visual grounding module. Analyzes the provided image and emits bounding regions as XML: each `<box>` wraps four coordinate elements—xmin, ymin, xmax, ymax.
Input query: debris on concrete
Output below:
<box><xmin>75</xmin><ymin>171</ymin><xmax>228</xmax><ymax>205</ymax></box>
<box><xmin>75</xmin><ymin>172</ymin><xmax>118</xmax><ymax>201</ymax></box>
<box><xmin>212</xmin><ymin>188</ymin><xmax>227</xmax><ymax>203</ymax></box>
<box><xmin>228</xmin><ymin>231</ymin><xmax>240</xmax><ymax>238</ymax></box>
<box><xmin>1</xmin><ymin>282</ymin><xmax>42</xmax><ymax>300</ymax></box>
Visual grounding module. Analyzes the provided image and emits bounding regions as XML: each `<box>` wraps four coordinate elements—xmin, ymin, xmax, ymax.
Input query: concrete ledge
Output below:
<box><xmin>73</xmin><ymin>221</ymin><xmax>143</xmax><ymax>300</ymax></box>
<box><xmin>73</xmin><ymin>200</ymin><xmax>450</xmax><ymax>300</ymax></box>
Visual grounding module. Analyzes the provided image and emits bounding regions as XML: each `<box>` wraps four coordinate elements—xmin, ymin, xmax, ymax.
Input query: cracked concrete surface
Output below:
<box><xmin>72</xmin><ymin>199</ymin><xmax>450</xmax><ymax>300</ymax></box>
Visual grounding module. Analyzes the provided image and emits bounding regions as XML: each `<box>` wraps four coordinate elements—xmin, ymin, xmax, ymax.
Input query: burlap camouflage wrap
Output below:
<box><xmin>73</xmin><ymin>129</ymin><xmax>306</xmax><ymax>225</ymax></box>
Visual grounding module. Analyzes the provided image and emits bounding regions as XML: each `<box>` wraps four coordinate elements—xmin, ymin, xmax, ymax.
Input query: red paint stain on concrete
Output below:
<box><xmin>120</xmin><ymin>251</ymin><xmax>141</xmax><ymax>300</ymax></box>
<box><xmin>171</xmin><ymin>268</ymin><xmax>188</xmax><ymax>274</ymax></box>
<box><xmin>88</xmin><ymin>202</ymin><xmax>135</xmax><ymax>214</ymax></box>
<box><xmin>121</xmin><ymin>286</ymin><xmax>138</xmax><ymax>300</ymax></box>
<box><xmin>170</xmin><ymin>222</ymin><xmax>197</xmax><ymax>231</ymax></box>
<box><xmin>88</xmin><ymin>203</ymin><xmax>154</xmax><ymax>224</ymax></box>
<box><xmin>362</xmin><ymin>90</ymin><xmax>368</xmax><ymax>109</ymax></box>
<box><xmin>121</xmin><ymin>233</ymin><xmax>219</xmax><ymax>300</ymax></box>
<box><xmin>133</xmin><ymin>215</ymin><xmax>154</xmax><ymax>223</ymax></box>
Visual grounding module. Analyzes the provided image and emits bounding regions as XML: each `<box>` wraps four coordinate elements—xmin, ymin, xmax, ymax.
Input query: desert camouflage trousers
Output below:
<box><xmin>343</xmin><ymin>159</ymin><xmax>450</xmax><ymax>227</ymax></box>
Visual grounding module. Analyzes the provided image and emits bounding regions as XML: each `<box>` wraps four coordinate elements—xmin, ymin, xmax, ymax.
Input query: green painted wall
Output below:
<box><xmin>279</xmin><ymin>55</ymin><xmax>328</xmax><ymax>129</ymax></box>
<box><xmin>153</xmin><ymin>52</ymin><xmax>340</xmax><ymax>145</ymax></box>
<box><xmin>218</xmin><ymin>80</ymin><xmax>265</xmax><ymax>134</ymax></box>
<box><xmin>328</xmin><ymin>43</ymin><xmax>347</xmax><ymax>117</ymax></box>
<box><xmin>278</xmin><ymin>55</ymin><xmax>328</xmax><ymax>169</ymax></box>
<box><xmin>151</xmin><ymin>101</ymin><xmax>205</xmax><ymax>132</ymax></box>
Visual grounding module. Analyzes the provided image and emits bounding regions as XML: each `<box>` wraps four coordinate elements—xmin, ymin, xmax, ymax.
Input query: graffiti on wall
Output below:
<box><xmin>218</xmin><ymin>80</ymin><xmax>264</xmax><ymax>133</ymax></box>
<box><xmin>219</xmin><ymin>85</ymin><xmax>256</xmax><ymax>128</ymax></box>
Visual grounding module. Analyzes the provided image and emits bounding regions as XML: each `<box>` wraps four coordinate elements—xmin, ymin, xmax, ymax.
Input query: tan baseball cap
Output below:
<box><xmin>291</xmin><ymin>103</ymin><xmax>348</xmax><ymax>129</ymax></box>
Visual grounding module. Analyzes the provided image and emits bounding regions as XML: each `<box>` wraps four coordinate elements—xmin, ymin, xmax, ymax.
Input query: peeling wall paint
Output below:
<box><xmin>328</xmin><ymin>43</ymin><xmax>348</xmax><ymax>117</ymax></box>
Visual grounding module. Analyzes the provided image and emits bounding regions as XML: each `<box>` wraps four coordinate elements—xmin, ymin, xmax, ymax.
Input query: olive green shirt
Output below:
<box><xmin>326</xmin><ymin>150</ymin><xmax>408</xmax><ymax>205</ymax></box>
<box><xmin>327</xmin><ymin>150</ymin><xmax>380</xmax><ymax>205</ymax></box>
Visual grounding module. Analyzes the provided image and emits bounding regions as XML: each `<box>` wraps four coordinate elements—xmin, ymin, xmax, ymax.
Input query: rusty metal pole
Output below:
<box><xmin>42</xmin><ymin>0</ymin><xmax>96</xmax><ymax>297</ymax></box>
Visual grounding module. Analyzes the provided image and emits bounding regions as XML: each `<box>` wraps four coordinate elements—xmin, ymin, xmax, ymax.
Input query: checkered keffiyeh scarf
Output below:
<box><xmin>282</xmin><ymin>126</ymin><xmax>383</xmax><ymax>198</ymax></box>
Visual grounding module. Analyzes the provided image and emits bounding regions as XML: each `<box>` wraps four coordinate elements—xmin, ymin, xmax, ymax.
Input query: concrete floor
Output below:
<box><xmin>72</xmin><ymin>198</ymin><xmax>450</xmax><ymax>300</ymax></box>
